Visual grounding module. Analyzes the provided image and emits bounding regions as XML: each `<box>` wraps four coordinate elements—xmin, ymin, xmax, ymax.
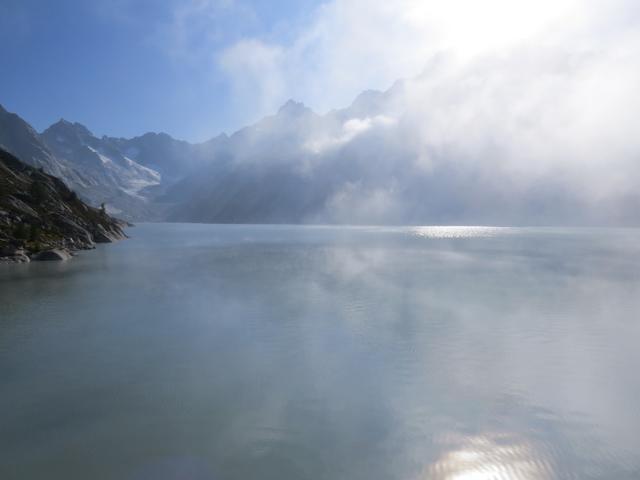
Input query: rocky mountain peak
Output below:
<box><xmin>277</xmin><ymin>100</ymin><xmax>312</xmax><ymax>118</ymax></box>
<box><xmin>44</xmin><ymin>119</ymin><xmax>94</xmax><ymax>143</ymax></box>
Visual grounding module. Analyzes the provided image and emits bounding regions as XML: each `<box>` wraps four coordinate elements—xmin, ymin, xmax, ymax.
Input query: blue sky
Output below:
<box><xmin>0</xmin><ymin>0</ymin><xmax>323</xmax><ymax>141</ymax></box>
<box><xmin>2</xmin><ymin>0</ymin><xmax>637</xmax><ymax>145</ymax></box>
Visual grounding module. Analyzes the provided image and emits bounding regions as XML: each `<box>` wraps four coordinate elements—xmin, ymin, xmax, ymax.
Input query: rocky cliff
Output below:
<box><xmin>0</xmin><ymin>148</ymin><xmax>127</xmax><ymax>263</ymax></box>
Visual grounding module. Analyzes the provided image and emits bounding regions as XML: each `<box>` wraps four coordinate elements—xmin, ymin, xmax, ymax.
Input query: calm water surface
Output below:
<box><xmin>1</xmin><ymin>224</ymin><xmax>640</xmax><ymax>479</ymax></box>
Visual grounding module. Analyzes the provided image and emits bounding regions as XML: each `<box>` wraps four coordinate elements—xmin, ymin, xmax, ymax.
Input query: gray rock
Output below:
<box><xmin>5</xmin><ymin>196</ymin><xmax>40</xmax><ymax>220</ymax></box>
<box><xmin>0</xmin><ymin>148</ymin><xmax>128</xmax><ymax>255</ymax></box>
<box><xmin>13</xmin><ymin>253</ymin><xmax>31</xmax><ymax>263</ymax></box>
<box><xmin>0</xmin><ymin>253</ymin><xmax>30</xmax><ymax>263</ymax></box>
<box><xmin>93</xmin><ymin>224</ymin><xmax>126</xmax><ymax>243</ymax></box>
<box><xmin>34</xmin><ymin>249</ymin><xmax>72</xmax><ymax>261</ymax></box>
<box><xmin>51</xmin><ymin>214</ymin><xmax>95</xmax><ymax>247</ymax></box>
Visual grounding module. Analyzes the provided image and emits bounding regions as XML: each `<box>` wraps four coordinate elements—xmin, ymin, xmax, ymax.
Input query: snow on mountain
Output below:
<box><xmin>5</xmin><ymin>45</ymin><xmax>640</xmax><ymax>226</ymax></box>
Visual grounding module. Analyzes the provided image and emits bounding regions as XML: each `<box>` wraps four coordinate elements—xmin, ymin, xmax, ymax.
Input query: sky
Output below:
<box><xmin>0</xmin><ymin>0</ymin><xmax>323</xmax><ymax>141</ymax></box>
<box><xmin>1</xmin><ymin>0</ymin><xmax>639</xmax><ymax>144</ymax></box>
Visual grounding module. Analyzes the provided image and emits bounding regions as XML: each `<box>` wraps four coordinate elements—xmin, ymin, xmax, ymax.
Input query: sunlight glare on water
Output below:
<box><xmin>423</xmin><ymin>432</ymin><xmax>552</xmax><ymax>480</ymax></box>
<box><xmin>410</xmin><ymin>226</ymin><xmax>513</xmax><ymax>238</ymax></box>
<box><xmin>1</xmin><ymin>224</ymin><xmax>640</xmax><ymax>480</ymax></box>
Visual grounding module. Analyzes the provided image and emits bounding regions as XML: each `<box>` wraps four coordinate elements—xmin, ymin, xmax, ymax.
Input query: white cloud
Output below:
<box><xmin>322</xmin><ymin>181</ymin><xmax>404</xmax><ymax>225</ymax></box>
<box><xmin>214</xmin><ymin>0</ymin><xmax>640</xmax><ymax>208</ymax></box>
<box><xmin>305</xmin><ymin>115</ymin><xmax>397</xmax><ymax>154</ymax></box>
<box><xmin>216</xmin><ymin>0</ymin><xmax>630</xmax><ymax>115</ymax></box>
<box><xmin>162</xmin><ymin>0</ymin><xmax>257</xmax><ymax>62</ymax></box>
<box><xmin>218</xmin><ymin>40</ymin><xmax>285</xmax><ymax>117</ymax></box>
<box><xmin>170</xmin><ymin>0</ymin><xmax>640</xmax><ymax>224</ymax></box>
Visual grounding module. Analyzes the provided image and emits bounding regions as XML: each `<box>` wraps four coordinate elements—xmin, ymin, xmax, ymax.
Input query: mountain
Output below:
<box><xmin>0</xmin><ymin>105</ymin><xmax>203</xmax><ymax>221</ymax></box>
<box><xmin>160</xmin><ymin>99</ymin><xmax>337</xmax><ymax>223</ymax></box>
<box><xmin>0</xmin><ymin>147</ymin><xmax>126</xmax><ymax>262</ymax></box>
<box><xmin>106</xmin><ymin>132</ymin><xmax>201</xmax><ymax>182</ymax></box>
<box><xmin>3</xmin><ymin>61</ymin><xmax>639</xmax><ymax>226</ymax></box>
<box><xmin>0</xmin><ymin>104</ymin><xmax>79</xmax><ymax>182</ymax></box>
<box><xmin>41</xmin><ymin>120</ymin><xmax>163</xmax><ymax>219</ymax></box>
<box><xmin>164</xmin><ymin>73</ymin><xmax>640</xmax><ymax>226</ymax></box>
<box><xmin>163</xmin><ymin>91</ymin><xmax>449</xmax><ymax>224</ymax></box>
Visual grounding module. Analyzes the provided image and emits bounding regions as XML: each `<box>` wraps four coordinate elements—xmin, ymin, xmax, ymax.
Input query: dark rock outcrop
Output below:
<box><xmin>33</xmin><ymin>249</ymin><xmax>73</xmax><ymax>262</ymax></box>
<box><xmin>0</xmin><ymin>148</ymin><xmax>128</xmax><ymax>262</ymax></box>
<box><xmin>0</xmin><ymin>244</ymin><xmax>31</xmax><ymax>263</ymax></box>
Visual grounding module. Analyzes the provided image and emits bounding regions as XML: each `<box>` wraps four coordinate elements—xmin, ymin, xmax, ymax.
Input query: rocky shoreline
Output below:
<box><xmin>0</xmin><ymin>148</ymin><xmax>128</xmax><ymax>263</ymax></box>
<box><xmin>0</xmin><ymin>246</ymin><xmax>71</xmax><ymax>263</ymax></box>
<box><xmin>0</xmin><ymin>228</ymin><xmax>128</xmax><ymax>263</ymax></box>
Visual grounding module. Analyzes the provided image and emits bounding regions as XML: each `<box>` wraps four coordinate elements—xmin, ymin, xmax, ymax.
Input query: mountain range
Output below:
<box><xmin>1</xmin><ymin>70</ymin><xmax>639</xmax><ymax>226</ymax></box>
<box><xmin>0</xmin><ymin>103</ymin><xmax>209</xmax><ymax>221</ymax></box>
<box><xmin>0</xmin><ymin>146</ymin><xmax>126</xmax><ymax>262</ymax></box>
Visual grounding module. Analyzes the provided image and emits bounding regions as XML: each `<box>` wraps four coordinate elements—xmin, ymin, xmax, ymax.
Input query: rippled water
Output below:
<box><xmin>1</xmin><ymin>224</ymin><xmax>640</xmax><ymax>479</ymax></box>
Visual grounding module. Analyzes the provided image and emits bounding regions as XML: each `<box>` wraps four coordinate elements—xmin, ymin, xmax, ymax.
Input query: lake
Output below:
<box><xmin>1</xmin><ymin>224</ymin><xmax>640</xmax><ymax>479</ymax></box>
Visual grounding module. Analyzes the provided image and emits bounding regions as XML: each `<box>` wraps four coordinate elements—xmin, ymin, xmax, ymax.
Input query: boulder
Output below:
<box><xmin>52</xmin><ymin>215</ymin><xmax>95</xmax><ymax>248</ymax></box>
<box><xmin>12</xmin><ymin>254</ymin><xmax>31</xmax><ymax>263</ymax></box>
<box><xmin>93</xmin><ymin>224</ymin><xmax>126</xmax><ymax>243</ymax></box>
<box><xmin>34</xmin><ymin>249</ymin><xmax>73</xmax><ymax>262</ymax></box>
<box><xmin>4</xmin><ymin>196</ymin><xmax>40</xmax><ymax>220</ymax></box>
<box><xmin>0</xmin><ymin>253</ymin><xmax>30</xmax><ymax>263</ymax></box>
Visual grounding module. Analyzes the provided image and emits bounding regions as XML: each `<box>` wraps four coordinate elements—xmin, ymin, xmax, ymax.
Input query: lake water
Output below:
<box><xmin>1</xmin><ymin>224</ymin><xmax>640</xmax><ymax>479</ymax></box>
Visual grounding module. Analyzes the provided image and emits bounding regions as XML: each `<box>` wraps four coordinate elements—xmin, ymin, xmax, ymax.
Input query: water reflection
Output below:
<box><xmin>410</xmin><ymin>226</ymin><xmax>512</xmax><ymax>239</ymax></box>
<box><xmin>425</xmin><ymin>432</ymin><xmax>550</xmax><ymax>480</ymax></box>
<box><xmin>1</xmin><ymin>224</ymin><xmax>640</xmax><ymax>479</ymax></box>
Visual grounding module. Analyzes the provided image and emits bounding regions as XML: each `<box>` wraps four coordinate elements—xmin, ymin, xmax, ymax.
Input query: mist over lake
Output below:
<box><xmin>2</xmin><ymin>224</ymin><xmax>639</xmax><ymax>479</ymax></box>
<box><xmin>3</xmin><ymin>0</ymin><xmax>640</xmax><ymax>478</ymax></box>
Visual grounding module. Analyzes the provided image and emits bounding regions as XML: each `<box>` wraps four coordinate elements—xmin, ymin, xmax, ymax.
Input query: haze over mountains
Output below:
<box><xmin>1</xmin><ymin>65</ymin><xmax>639</xmax><ymax>226</ymax></box>
<box><xmin>0</xmin><ymin>103</ymin><xmax>207</xmax><ymax>220</ymax></box>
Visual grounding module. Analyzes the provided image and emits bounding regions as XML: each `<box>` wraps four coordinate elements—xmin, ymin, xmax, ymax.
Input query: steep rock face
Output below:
<box><xmin>106</xmin><ymin>132</ymin><xmax>199</xmax><ymax>182</ymax></box>
<box><xmin>0</xmin><ymin>148</ymin><xmax>127</xmax><ymax>262</ymax></box>
<box><xmin>162</xmin><ymin>86</ymin><xmax>627</xmax><ymax>226</ymax></box>
<box><xmin>42</xmin><ymin>120</ymin><xmax>162</xmax><ymax>194</ymax></box>
<box><xmin>163</xmin><ymin>99</ymin><xmax>357</xmax><ymax>223</ymax></box>
<box><xmin>0</xmin><ymin>105</ymin><xmax>156</xmax><ymax>220</ymax></box>
<box><xmin>0</xmin><ymin>105</ymin><xmax>81</xmax><ymax>183</ymax></box>
<box><xmin>33</xmin><ymin>249</ymin><xmax>73</xmax><ymax>262</ymax></box>
<box><xmin>0</xmin><ymin>104</ymin><xmax>203</xmax><ymax>221</ymax></box>
<box><xmin>41</xmin><ymin>120</ymin><xmax>162</xmax><ymax>220</ymax></box>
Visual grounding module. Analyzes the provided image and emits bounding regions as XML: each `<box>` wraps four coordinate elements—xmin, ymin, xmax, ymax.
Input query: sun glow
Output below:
<box><xmin>411</xmin><ymin>226</ymin><xmax>511</xmax><ymax>239</ymax></box>
<box><xmin>421</xmin><ymin>432</ymin><xmax>553</xmax><ymax>480</ymax></box>
<box><xmin>402</xmin><ymin>0</ymin><xmax>582</xmax><ymax>58</ymax></box>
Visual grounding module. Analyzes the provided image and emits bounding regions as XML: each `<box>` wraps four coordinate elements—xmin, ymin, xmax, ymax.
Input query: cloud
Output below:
<box><xmin>239</xmin><ymin>0</ymin><xmax>640</xmax><ymax>222</ymax></box>
<box><xmin>216</xmin><ymin>0</ymin><xmax>626</xmax><ymax>114</ymax></box>
<box><xmin>219</xmin><ymin>39</ymin><xmax>285</xmax><ymax>117</ymax></box>
<box><xmin>322</xmin><ymin>181</ymin><xmax>404</xmax><ymax>225</ymax></box>
<box><xmin>169</xmin><ymin>0</ymin><xmax>256</xmax><ymax>58</ymax></box>
<box><xmin>305</xmin><ymin>115</ymin><xmax>397</xmax><ymax>154</ymax></box>
<box><xmin>400</xmin><ymin>38</ymin><xmax>640</xmax><ymax>199</ymax></box>
<box><xmin>165</xmin><ymin>0</ymin><xmax>640</xmax><ymax>225</ymax></box>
